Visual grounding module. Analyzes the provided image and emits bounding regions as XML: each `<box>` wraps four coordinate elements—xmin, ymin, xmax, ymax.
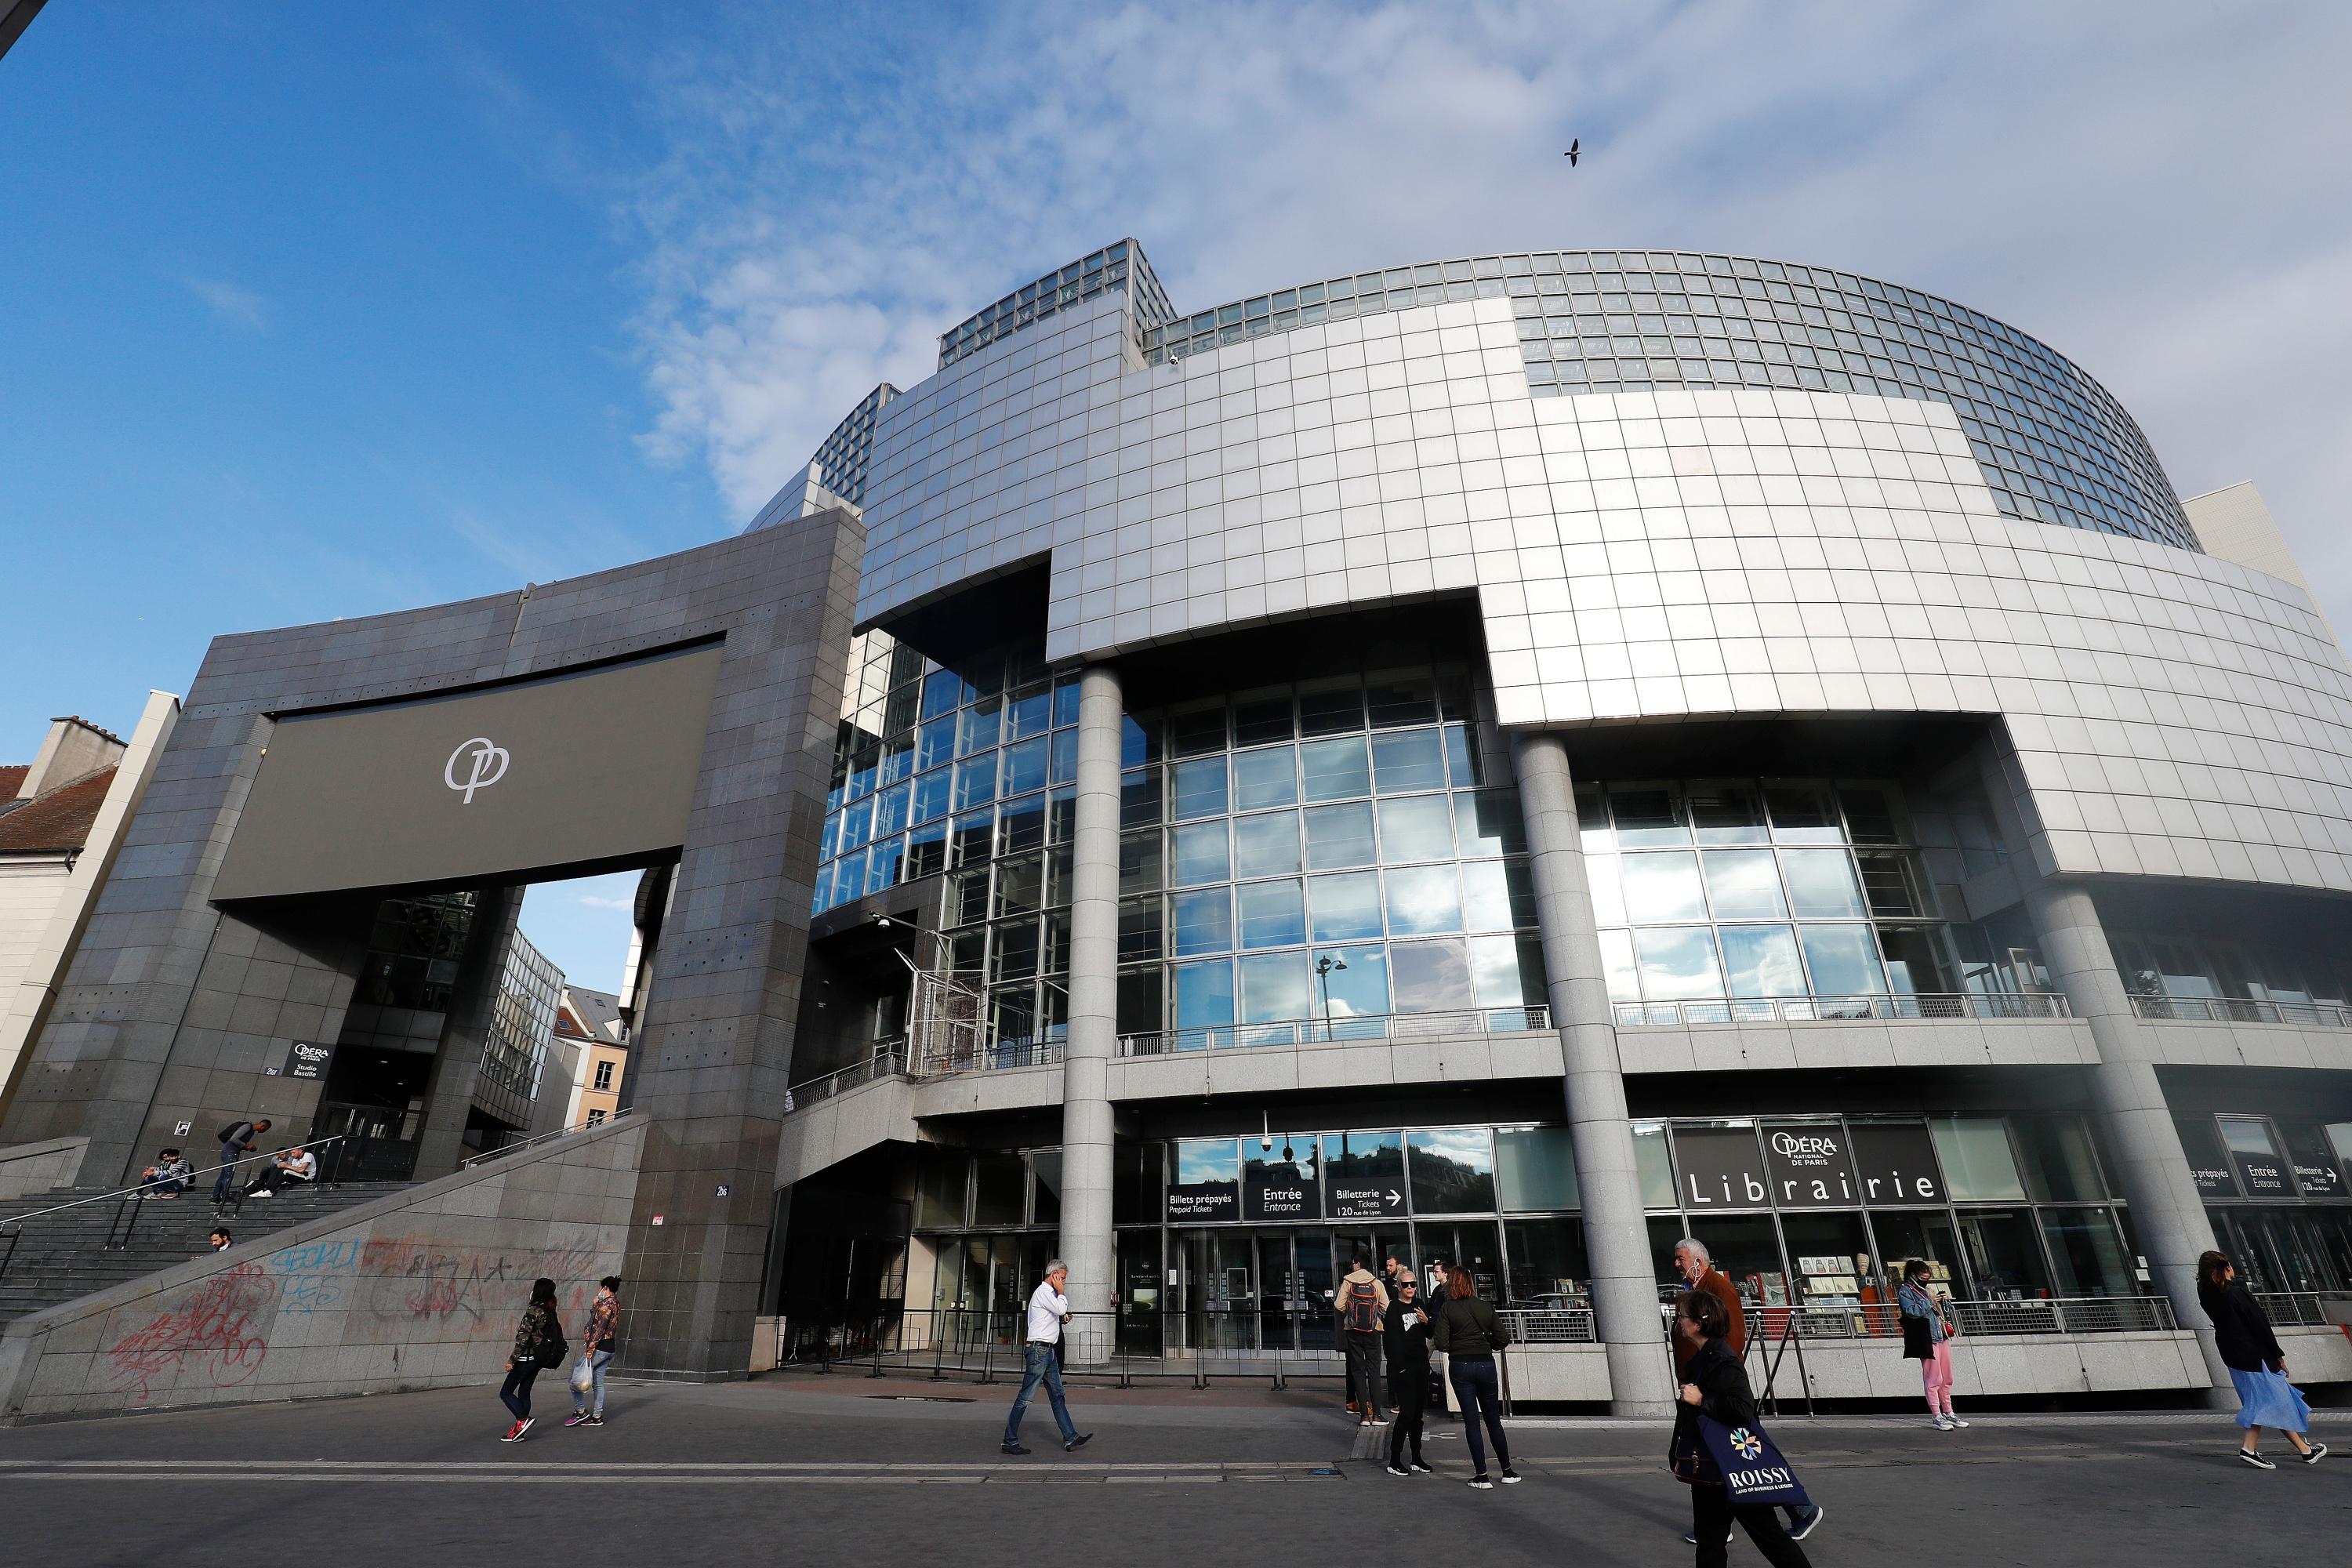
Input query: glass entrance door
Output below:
<box><xmin>1180</xmin><ymin>1231</ymin><xmax>1258</xmax><ymax>1351</ymax></box>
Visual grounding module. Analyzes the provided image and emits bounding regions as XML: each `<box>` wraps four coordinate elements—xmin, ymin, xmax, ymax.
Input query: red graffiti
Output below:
<box><xmin>107</xmin><ymin>1263</ymin><xmax>276</xmax><ymax>1400</ymax></box>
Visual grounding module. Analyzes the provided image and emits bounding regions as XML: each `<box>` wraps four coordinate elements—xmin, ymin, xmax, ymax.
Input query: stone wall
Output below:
<box><xmin>0</xmin><ymin>1116</ymin><xmax>642</xmax><ymax>1424</ymax></box>
<box><xmin>0</xmin><ymin>1136</ymin><xmax>89</xmax><ymax>1200</ymax></box>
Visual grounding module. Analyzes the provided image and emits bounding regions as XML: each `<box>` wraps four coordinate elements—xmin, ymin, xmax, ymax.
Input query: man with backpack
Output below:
<box><xmin>1335</xmin><ymin>1252</ymin><xmax>1390</xmax><ymax>1426</ymax></box>
<box><xmin>211</xmin><ymin>1117</ymin><xmax>270</xmax><ymax>1210</ymax></box>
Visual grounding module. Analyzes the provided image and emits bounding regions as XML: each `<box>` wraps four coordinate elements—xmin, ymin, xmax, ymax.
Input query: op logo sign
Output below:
<box><xmin>443</xmin><ymin>737</ymin><xmax>510</xmax><ymax>804</ymax></box>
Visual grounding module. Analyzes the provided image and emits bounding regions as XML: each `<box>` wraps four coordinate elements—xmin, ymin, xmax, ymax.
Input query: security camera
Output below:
<box><xmin>1261</xmin><ymin>1134</ymin><xmax>1275</xmax><ymax>1152</ymax></box>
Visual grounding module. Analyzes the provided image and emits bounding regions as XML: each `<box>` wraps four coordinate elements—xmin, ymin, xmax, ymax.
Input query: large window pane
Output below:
<box><xmin>1308</xmin><ymin>870</ymin><xmax>1385</xmax><ymax>941</ymax></box>
<box><xmin>1301</xmin><ymin>736</ymin><xmax>1372</xmax><ymax>801</ymax></box>
<box><xmin>1171</xmin><ymin>821</ymin><xmax>1230</xmax><ymax>887</ymax></box>
<box><xmin>1469</xmin><ymin>932</ymin><xmax>1544</xmax><ymax>1007</ymax></box>
<box><xmin>1312</xmin><ymin>943</ymin><xmax>1391</xmax><ymax>1020</ymax></box>
<box><xmin>911</xmin><ymin>767</ymin><xmax>953</xmax><ymax>825</ymax></box>
<box><xmin>1610</xmin><ymin>782</ymin><xmax>1688</xmax><ymax>846</ymax></box>
<box><xmin>1175</xmin><ymin>1136</ymin><xmax>1239</xmax><ymax>1184</ymax></box>
<box><xmin>1496</xmin><ymin>1128</ymin><xmax>1581</xmax><ymax>1210</ymax></box>
<box><xmin>1385</xmin><ymin>864</ymin><xmax>1463</xmax><ymax>935</ymax></box>
<box><xmin>1632</xmin><ymin>1122</ymin><xmax>1676</xmax><ymax>1207</ymax></box>
<box><xmin>973</xmin><ymin>1151</ymin><xmax>1025</xmax><ymax>1226</ymax></box>
<box><xmin>1305</xmin><ymin>801</ymin><xmax>1377</xmax><ymax>868</ymax></box>
<box><xmin>1321</xmin><ymin>1130</ymin><xmax>1401</xmax><ymax>1186</ymax></box>
<box><xmin>1506</xmin><ymin>1218</ymin><xmax>1590</xmax><ymax>1302</ymax></box>
<box><xmin>1120</xmin><ymin>829</ymin><xmax>1163</xmax><ymax>894</ymax></box>
<box><xmin>1599</xmin><ymin>928</ymin><xmax>1641</xmax><ymax>1002</ymax></box>
<box><xmin>916</xmin><ymin>1149</ymin><xmax>970</xmax><ymax>1228</ymax></box>
<box><xmin>1171</xmin><ymin>757</ymin><xmax>1229</xmax><ymax>821</ymax></box>
<box><xmin>1455</xmin><ymin>789</ymin><xmax>1528</xmax><ymax>857</ymax></box>
<box><xmin>1298</xmin><ymin>679</ymin><xmax>1363</xmax><ymax>736</ymax></box>
<box><xmin>953</xmin><ymin>753</ymin><xmax>999</xmax><ymax>811</ymax></box>
<box><xmin>2040</xmin><ymin>1208</ymin><xmax>2134</xmax><ymax>1298</ymax></box>
<box><xmin>1232</xmin><ymin>691</ymin><xmax>1294</xmax><ymax>746</ymax></box>
<box><xmin>1409</xmin><ymin>1128</ymin><xmax>1497</xmax><ymax>1212</ymax></box>
<box><xmin>1623</xmin><ymin>851</ymin><xmax>1708</xmax><ymax>922</ymax></box>
<box><xmin>1461</xmin><ymin>859</ymin><xmax>1534</xmax><ymax>931</ymax></box>
<box><xmin>1633</xmin><ymin>926</ymin><xmax>1722</xmax><ymax>999</ymax></box>
<box><xmin>1001</xmin><ymin>736</ymin><xmax>1049</xmax><ymax>796</ymax></box>
<box><xmin>1798</xmin><ymin>924</ymin><xmax>1884</xmax><ymax>995</ymax></box>
<box><xmin>1174</xmin><ymin>960</ymin><xmax>1235</xmax><ymax>1038</ymax></box>
<box><xmin>1239</xmin><ymin>951</ymin><xmax>1308</xmax><ymax>1024</ymax></box>
<box><xmin>1701</xmin><ymin>849</ymin><xmax>1786</xmax><ymax>919</ymax></box>
<box><xmin>1933</xmin><ymin>1116</ymin><xmax>2027</xmax><ymax>1201</ymax></box>
<box><xmin>1718</xmin><ymin>924</ymin><xmax>1807</xmax><ymax>996</ymax></box>
<box><xmin>1392</xmin><ymin>937</ymin><xmax>1475</xmax><ymax>1011</ymax></box>
<box><xmin>1379</xmin><ymin>794</ymin><xmax>1454</xmax><ymax>862</ymax></box>
<box><xmin>1232</xmin><ymin>811</ymin><xmax>1301</xmax><ymax>876</ymax></box>
<box><xmin>1371</xmin><ymin>729</ymin><xmax>1448</xmax><ymax>793</ymax></box>
<box><xmin>1585</xmin><ymin>852</ymin><xmax>1626</xmax><ymax>924</ymax></box>
<box><xmin>1232</xmin><ymin>746</ymin><xmax>1298</xmax><ymax>810</ymax></box>
<box><xmin>1877</xmin><ymin>924</ymin><xmax>1955</xmax><ymax>993</ymax></box>
<box><xmin>1782</xmin><ymin>849</ymin><xmax>1864</xmax><ymax>916</ymax></box>
<box><xmin>1766</xmin><ymin>779</ymin><xmax>1842</xmax><ymax>844</ymax></box>
<box><xmin>1688</xmin><ymin>779</ymin><xmax>1769</xmax><ymax>844</ymax></box>
<box><xmin>1171</xmin><ymin>887</ymin><xmax>1233</xmax><ymax>955</ymax></box>
<box><xmin>1117</xmin><ymin>897</ymin><xmax>1163</xmax><ymax>963</ymax></box>
<box><xmin>1237</xmin><ymin>879</ymin><xmax>1306</xmax><ymax>949</ymax></box>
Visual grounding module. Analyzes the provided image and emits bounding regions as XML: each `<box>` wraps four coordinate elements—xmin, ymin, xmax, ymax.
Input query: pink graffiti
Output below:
<box><xmin>107</xmin><ymin>1262</ymin><xmax>276</xmax><ymax>1400</ymax></box>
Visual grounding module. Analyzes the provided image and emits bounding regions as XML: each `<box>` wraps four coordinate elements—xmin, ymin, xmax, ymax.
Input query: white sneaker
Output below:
<box><xmin>2238</xmin><ymin>1448</ymin><xmax>2276</xmax><ymax>1470</ymax></box>
<box><xmin>1933</xmin><ymin>1416</ymin><xmax>1954</xmax><ymax>1430</ymax></box>
<box><xmin>1945</xmin><ymin>1415</ymin><xmax>1970</xmax><ymax>1428</ymax></box>
<box><xmin>2301</xmin><ymin>1443</ymin><xmax>2327</xmax><ymax>1465</ymax></box>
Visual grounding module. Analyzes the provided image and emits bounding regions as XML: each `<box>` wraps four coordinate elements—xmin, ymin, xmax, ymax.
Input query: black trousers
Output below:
<box><xmin>499</xmin><ymin>1363</ymin><xmax>541</xmax><ymax>1422</ymax></box>
<box><xmin>1387</xmin><ymin>1368</ymin><xmax>1428</xmax><ymax>1462</ymax></box>
<box><xmin>1690</xmin><ymin>1485</ymin><xmax>1811</xmax><ymax>1568</ymax></box>
<box><xmin>1343</xmin><ymin>1331</ymin><xmax>1383</xmax><ymax>1410</ymax></box>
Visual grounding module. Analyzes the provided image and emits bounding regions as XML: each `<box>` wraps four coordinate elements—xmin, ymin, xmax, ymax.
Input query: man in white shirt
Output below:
<box><xmin>245</xmin><ymin>1145</ymin><xmax>318</xmax><ymax>1198</ymax></box>
<box><xmin>1000</xmin><ymin>1259</ymin><xmax>1093</xmax><ymax>1455</ymax></box>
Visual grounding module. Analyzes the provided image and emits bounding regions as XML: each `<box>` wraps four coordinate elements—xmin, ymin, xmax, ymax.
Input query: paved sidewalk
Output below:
<box><xmin>3</xmin><ymin>1376</ymin><xmax>2341</xmax><ymax>1566</ymax></box>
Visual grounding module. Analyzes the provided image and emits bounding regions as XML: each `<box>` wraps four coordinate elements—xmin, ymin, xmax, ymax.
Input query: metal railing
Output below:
<box><xmin>0</xmin><ymin>1133</ymin><xmax>350</xmax><ymax>1283</ymax></box>
<box><xmin>1119</xmin><ymin>1005</ymin><xmax>1551</xmax><ymax>1057</ymax></box>
<box><xmin>914</xmin><ymin>1038</ymin><xmax>1066</xmax><ymax>1077</ymax></box>
<box><xmin>1500</xmin><ymin>1306</ymin><xmax>1598</xmax><ymax>1344</ymax></box>
<box><xmin>2132</xmin><ymin>995</ymin><xmax>2352</xmax><ymax>1029</ymax></box>
<box><xmin>2254</xmin><ymin>1291</ymin><xmax>2352</xmax><ymax>1328</ymax></box>
<box><xmin>1693</xmin><ymin>1294</ymin><xmax>2178</xmax><ymax>1343</ymax></box>
<box><xmin>459</xmin><ymin>1108</ymin><xmax>634</xmax><ymax>1169</ymax></box>
<box><xmin>786</xmin><ymin>1050</ymin><xmax>907</xmax><ymax>1111</ymax></box>
<box><xmin>1616</xmin><ymin>992</ymin><xmax>2069</xmax><ymax>1027</ymax></box>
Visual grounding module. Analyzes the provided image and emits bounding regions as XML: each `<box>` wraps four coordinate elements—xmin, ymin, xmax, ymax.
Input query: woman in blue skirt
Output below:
<box><xmin>2198</xmin><ymin>1250</ymin><xmax>2324</xmax><ymax>1469</ymax></box>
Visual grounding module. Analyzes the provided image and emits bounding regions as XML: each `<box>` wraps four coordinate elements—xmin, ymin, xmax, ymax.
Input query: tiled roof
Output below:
<box><xmin>558</xmin><ymin>985</ymin><xmax>626</xmax><ymax>1043</ymax></box>
<box><xmin>0</xmin><ymin>765</ymin><xmax>27</xmax><ymax>799</ymax></box>
<box><xmin>0</xmin><ymin>766</ymin><xmax>118</xmax><ymax>854</ymax></box>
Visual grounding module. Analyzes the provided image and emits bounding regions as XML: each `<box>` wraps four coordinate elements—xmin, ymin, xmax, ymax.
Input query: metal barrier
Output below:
<box><xmin>1617</xmin><ymin>992</ymin><xmax>2069</xmax><ymax>1027</ymax></box>
<box><xmin>1499</xmin><ymin>1306</ymin><xmax>1598</xmax><ymax>1345</ymax></box>
<box><xmin>786</xmin><ymin>1051</ymin><xmax>908</xmax><ymax>1111</ymax></box>
<box><xmin>2132</xmin><ymin>995</ymin><xmax>2352</xmax><ymax>1029</ymax></box>
<box><xmin>1119</xmin><ymin>1005</ymin><xmax>1551</xmax><ymax>1057</ymax></box>
<box><xmin>913</xmin><ymin>1039</ymin><xmax>1066</xmax><ymax>1077</ymax></box>
<box><xmin>2253</xmin><ymin>1292</ymin><xmax>2352</xmax><ymax>1328</ymax></box>
<box><xmin>459</xmin><ymin>1109</ymin><xmax>633</xmax><ymax>1169</ymax></box>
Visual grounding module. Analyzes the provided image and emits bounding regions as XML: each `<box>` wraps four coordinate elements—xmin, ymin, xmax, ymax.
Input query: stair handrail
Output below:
<box><xmin>458</xmin><ymin>1107</ymin><xmax>634</xmax><ymax>1169</ymax></box>
<box><xmin>0</xmin><ymin>1133</ymin><xmax>350</xmax><ymax>1232</ymax></box>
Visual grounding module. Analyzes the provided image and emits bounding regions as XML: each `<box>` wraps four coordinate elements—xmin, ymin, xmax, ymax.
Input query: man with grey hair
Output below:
<box><xmin>1000</xmin><ymin>1258</ymin><xmax>1092</xmax><ymax>1455</ymax></box>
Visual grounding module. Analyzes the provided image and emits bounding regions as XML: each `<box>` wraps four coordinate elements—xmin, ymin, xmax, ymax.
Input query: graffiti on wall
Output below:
<box><xmin>99</xmin><ymin>1225</ymin><xmax>616</xmax><ymax>1403</ymax></box>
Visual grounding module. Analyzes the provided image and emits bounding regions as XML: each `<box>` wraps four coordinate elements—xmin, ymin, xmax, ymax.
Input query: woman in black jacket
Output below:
<box><xmin>1671</xmin><ymin>1290</ymin><xmax>1813</xmax><ymax>1568</ymax></box>
<box><xmin>1432</xmin><ymin>1265</ymin><xmax>1516</xmax><ymax>1490</ymax></box>
<box><xmin>2198</xmin><ymin>1250</ymin><xmax>2324</xmax><ymax>1468</ymax></box>
<box><xmin>499</xmin><ymin>1276</ymin><xmax>563</xmax><ymax>1443</ymax></box>
<box><xmin>1381</xmin><ymin>1276</ymin><xmax>1436</xmax><ymax>1475</ymax></box>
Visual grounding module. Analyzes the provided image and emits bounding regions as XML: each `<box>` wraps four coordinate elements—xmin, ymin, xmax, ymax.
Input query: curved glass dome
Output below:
<box><xmin>1141</xmin><ymin>250</ymin><xmax>2194</xmax><ymax>553</ymax></box>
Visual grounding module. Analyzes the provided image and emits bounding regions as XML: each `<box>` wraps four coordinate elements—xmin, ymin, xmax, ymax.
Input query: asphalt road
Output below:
<box><xmin>4</xmin><ymin>1375</ymin><xmax>2345</xmax><ymax>1567</ymax></box>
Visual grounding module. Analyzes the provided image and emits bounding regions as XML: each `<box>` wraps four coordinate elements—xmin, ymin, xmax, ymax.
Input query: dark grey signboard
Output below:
<box><xmin>1671</xmin><ymin>1126</ymin><xmax>1771</xmax><ymax>1210</ymax></box>
<box><xmin>278</xmin><ymin>1039</ymin><xmax>335</xmax><ymax>1081</ymax></box>
<box><xmin>212</xmin><ymin>644</ymin><xmax>723</xmax><ymax>901</ymax></box>
<box><xmin>1244</xmin><ymin>1165</ymin><xmax>1319</xmax><ymax>1221</ymax></box>
<box><xmin>1327</xmin><ymin>1181</ymin><xmax>1406</xmax><ymax>1220</ymax></box>
<box><xmin>1760</xmin><ymin>1122</ymin><xmax>1860</xmax><ymax>1208</ymax></box>
<box><xmin>2220</xmin><ymin>1117</ymin><xmax>2293</xmax><ymax>1197</ymax></box>
<box><xmin>2174</xmin><ymin>1116</ymin><xmax>2238</xmax><ymax>1196</ymax></box>
<box><xmin>1165</xmin><ymin>1181</ymin><xmax>1239</xmax><ymax>1221</ymax></box>
<box><xmin>1844</xmin><ymin>1122</ymin><xmax>1946</xmax><ymax>1205</ymax></box>
<box><xmin>2280</xmin><ymin>1122</ymin><xmax>2346</xmax><ymax>1199</ymax></box>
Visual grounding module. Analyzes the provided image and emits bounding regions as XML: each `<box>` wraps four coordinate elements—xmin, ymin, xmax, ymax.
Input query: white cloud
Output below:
<box><xmin>620</xmin><ymin>0</ymin><xmax>2352</xmax><ymax>626</ymax></box>
<box><xmin>576</xmin><ymin>893</ymin><xmax>634</xmax><ymax>910</ymax></box>
<box><xmin>186</xmin><ymin>276</ymin><xmax>269</xmax><ymax>332</ymax></box>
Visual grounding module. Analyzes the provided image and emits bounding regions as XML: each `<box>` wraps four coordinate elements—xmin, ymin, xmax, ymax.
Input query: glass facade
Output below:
<box><xmin>1115</xmin><ymin>664</ymin><xmax>1545</xmax><ymax>1046</ymax></box>
<box><xmin>1139</xmin><ymin>250</ymin><xmax>2193</xmax><ymax>551</ymax></box>
<box><xmin>475</xmin><ymin>927</ymin><xmax>561</xmax><ymax>1129</ymax></box>
<box><xmin>1580</xmin><ymin>775</ymin><xmax>1964</xmax><ymax>1018</ymax></box>
<box><xmin>2179</xmin><ymin>1112</ymin><xmax>2352</xmax><ymax>1293</ymax></box>
<box><xmin>937</xmin><ymin>238</ymin><xmax>1176</xmax><ymax>369</ymax></box>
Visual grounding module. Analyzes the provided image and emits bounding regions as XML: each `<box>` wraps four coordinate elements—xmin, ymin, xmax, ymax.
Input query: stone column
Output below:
<box><xmin>1512</xmin><ymin>732</ymin><xmax>1675</xmax><ymax>1415</ymax></box>
<box><xmin>1058</xmin><ymin>662</ymin><xmax>1123</xmax><ymax>1339</ymax></box>
<box><xmin>1976</xmin><ymin>743</ymin><xmax>2231</xmax><ymax>1393</ymax></box>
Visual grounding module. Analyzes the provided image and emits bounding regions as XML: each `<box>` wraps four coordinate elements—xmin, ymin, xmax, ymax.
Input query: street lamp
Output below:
<box><xmin>1315</xmin><ymin>952</ymin><xmax>1348</xmax><ymax>1041</ymax></box>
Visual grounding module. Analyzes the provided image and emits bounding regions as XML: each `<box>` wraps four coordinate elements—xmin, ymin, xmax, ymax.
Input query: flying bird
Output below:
<box><xmin>1564</xmin><ymin>139</ymin><xmax>1580</xmax><ymax>166</ymax></box>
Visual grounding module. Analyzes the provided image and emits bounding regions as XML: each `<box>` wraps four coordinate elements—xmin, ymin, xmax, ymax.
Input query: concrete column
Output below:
<box><xmin>1512</xmin><ymin>732</ymin><xmax>1675</xmax><ymax>1415</ymax></box>
<box><xmin>1058</xmin><ymin>663</ymin><xmax>1123</xmax><ymax>1332</ymax></box>
<box><xmin>1976</xmin><ymin>745</ymin><xmax>2231</xmax><ymax>1393</ymax></box>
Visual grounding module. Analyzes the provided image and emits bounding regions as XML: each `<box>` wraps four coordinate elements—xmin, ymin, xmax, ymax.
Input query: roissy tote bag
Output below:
<box><xmin>1695</xmin><ymin>1413</ymin><xmax>1812</xmax><ymax>1509</ymax></box>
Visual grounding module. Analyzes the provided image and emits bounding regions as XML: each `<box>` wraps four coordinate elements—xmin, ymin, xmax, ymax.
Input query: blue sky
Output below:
<box><xmin>5</xmin><ymin>2</ymin><xmax>2349</xmax><ymax>989</ymax></box>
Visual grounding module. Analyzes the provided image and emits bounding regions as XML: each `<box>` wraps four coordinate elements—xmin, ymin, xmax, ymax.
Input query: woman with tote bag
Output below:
<box><xmin>1670</xmin><ymin>1288</ymin><xmax>1814</xmax><ymax>1568</ymax></box>
<box><xmin>2199</xmin><ymin>1250</ymin><xmax>2325</xmax><ymax>1469</ymax></box>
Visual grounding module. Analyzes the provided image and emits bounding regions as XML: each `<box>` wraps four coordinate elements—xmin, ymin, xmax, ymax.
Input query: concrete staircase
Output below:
<box><xmin>0</xmin><ymin>1181</ymin><xmax>404</xmax><ymax>1325</ymax></box>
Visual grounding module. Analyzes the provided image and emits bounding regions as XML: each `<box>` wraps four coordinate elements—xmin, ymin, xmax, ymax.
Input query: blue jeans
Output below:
<box><xmin>1448</xmin><ymin>1358</ymin><xmax>1510</xmax><ymax>1473</ymax></box>
<box><xmin>573</xmin><ymin>1349</ymin><xmax>613</xmax><ymax>1416</ymax></box>
<box><xmin>1002</xmin><ymin>1342</ymin><xmax>1078</xmax><ymax>1447</ymax></box>
<box><xmin>211</xmin><ymin>1147</ymin><xmax>240</xmax><ymax>1203</ymax></box>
